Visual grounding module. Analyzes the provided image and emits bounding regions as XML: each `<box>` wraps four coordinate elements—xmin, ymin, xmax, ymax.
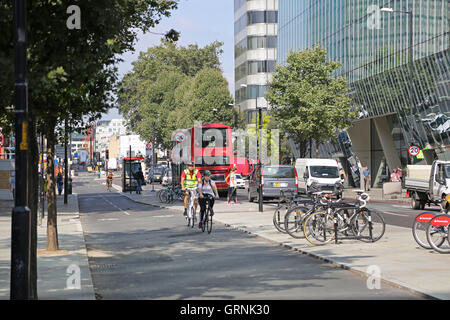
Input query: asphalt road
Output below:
<box><xmin>75</xmin><ymin>175</ymin><xmax>422</xmax><ymax>300</ymax></box>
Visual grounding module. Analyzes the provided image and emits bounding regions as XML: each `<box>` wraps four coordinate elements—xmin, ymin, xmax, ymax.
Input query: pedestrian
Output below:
<box><xmin>134</xmin><ymin>167</ymin><xmax>144</xmax><ymax>194</ymax></box>
<box><xmin>390</xmin><ymin>168</ymin><xmax>400</xmax><ymax>182</ymax></box>
<box><xmin>56</xmin><ymin>172</ymin><xmax>64</xmax><ymax>195</ymax></box>
<box><xmin>362</xmin><ymin>165</ymin><xmax>371</xmax><ymax>191</ymax></box>
<box><xmin>226</xmin><ymin>166</ymin><xmax>239</xmax><ymax>205</ymax></box>
<box><xmin>397</xmin><ymin>167</ymin><xmax>403</xmax><ymax>183</ymax></box>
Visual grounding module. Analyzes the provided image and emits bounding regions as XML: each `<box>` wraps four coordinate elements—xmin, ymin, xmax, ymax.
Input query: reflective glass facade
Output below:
<box><xmin>278</xmin><ymin>0</ymin><xmax>449</xmax><ymax>167</ymax></box>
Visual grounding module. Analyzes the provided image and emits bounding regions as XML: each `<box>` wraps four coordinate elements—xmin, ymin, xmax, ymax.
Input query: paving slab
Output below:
<box><xmin>0</xmin><ymin>194</ymin><xmax>95</xmax><ymax>300</ymax></box>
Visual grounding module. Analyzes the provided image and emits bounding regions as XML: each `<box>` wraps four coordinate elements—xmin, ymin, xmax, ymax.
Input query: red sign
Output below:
<box><xmin>430</xmin><ymin>215</ymin><xmax>450</xmax><ymax>226</ymax></box>
<box><xmin>416</xmin><ymin>213</ymin><xmax>435</xmax><ymax>223</ymax></box>
<box><xmin>408</xmin><ymin>145</ymin><xmax>421</xmax><ymax>157</ymax></box>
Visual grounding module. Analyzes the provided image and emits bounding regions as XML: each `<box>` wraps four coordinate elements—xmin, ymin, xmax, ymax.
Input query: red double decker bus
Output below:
<box><xmin>188</xmin><ymin>124</ymin><xmax>233</xmax><ymax>195</ymax></box>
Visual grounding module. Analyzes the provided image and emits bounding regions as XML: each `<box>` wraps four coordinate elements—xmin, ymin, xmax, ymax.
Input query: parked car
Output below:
<box><xmin>235</xmin><ymin>174</ymin><xmax>245</xmax><ymax>189</ymax></box>
<box><xmin>248</xmin><ymin>165</ymin><xmax>298</xmax><ymax>202</ymax></box>
<box><xmin>149</xmin><ymin>167</ymin><xmax>165</xmax><ymax>183</ymax></box>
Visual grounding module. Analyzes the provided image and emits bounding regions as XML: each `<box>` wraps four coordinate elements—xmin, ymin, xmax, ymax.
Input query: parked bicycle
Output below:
<box><xmin>302</xmin><ymin>190</ymin><xmax>385</xmax><ymax>245</ymax></box>
<box><xmin>273</xmin><ymin>190</ymin><xmax>313</xmax><ymax>234</ymax></box>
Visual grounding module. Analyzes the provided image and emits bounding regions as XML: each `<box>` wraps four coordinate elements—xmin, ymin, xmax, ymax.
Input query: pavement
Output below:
<box><xmin>114</xmin><ymin>182</ymin><xmax>450</xmax><ymax>300</ymax></box>
<box><xmin>0</xmin><ymin>194</ymin><xmax>95</xmax><ymax>300</ymax></box>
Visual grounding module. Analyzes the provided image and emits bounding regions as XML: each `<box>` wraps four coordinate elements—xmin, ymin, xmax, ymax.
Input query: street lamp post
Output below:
<box><xmin>241</xmin><ymin>84</ymin><xmax>263</xmax><ymax>212</ymax></box>
<box><xmin>381</xmin><ymin>7</ymin><xmax>415</xmax><ymax>164</ymax></box>
<box><xmin>11</xmin><ymin>0</ymin><xmax>31</xmax><ymax>300</ymax></box>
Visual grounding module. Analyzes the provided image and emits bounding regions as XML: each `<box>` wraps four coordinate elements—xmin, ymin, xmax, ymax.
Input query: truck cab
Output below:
<box><xmin>429</xmin><ymin>161</ymin><xmax>450</xmax><ymax>200</ymax></box>
<box><xmin>405</xmin><ymin>160</ymin><xmax>450</xmax><ymax>210</ymax></box>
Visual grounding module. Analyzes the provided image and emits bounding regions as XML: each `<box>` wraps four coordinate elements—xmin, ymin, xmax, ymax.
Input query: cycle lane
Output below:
<box><xmin>114</xmin><ymin>183</ymin><xmax>450</xmax><ymax>300</ymax></box>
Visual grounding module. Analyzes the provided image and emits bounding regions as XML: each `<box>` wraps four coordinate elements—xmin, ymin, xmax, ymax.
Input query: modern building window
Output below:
<box><xmin>235</xmin><ymin>60</ymin><xmax>276</xmax><ymax>82</ymax></box>
<box><xmin>235</xmin><ymin>36</ymin><xmax>277</xmax><ymax>58</ymax></box>
<box><xmin>235</xmin><ymin>10</ymin><xmax>278</xmax><ymax>35</ymax></box>
<box><xmin>235</xmin><ymin>85</ymin><xmax>268</xmax><ymax>104</ymax></box>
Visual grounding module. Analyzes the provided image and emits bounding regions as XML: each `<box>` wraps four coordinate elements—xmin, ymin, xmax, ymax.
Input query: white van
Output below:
<box><xmin>295</xmin><ymin>158</ymin><xmax>343</xmax><ymax>194</ymax></box>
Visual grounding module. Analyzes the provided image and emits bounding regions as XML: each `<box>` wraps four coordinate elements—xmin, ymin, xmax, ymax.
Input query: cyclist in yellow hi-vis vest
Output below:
<box><xmin>181</xmin><ymin>161</ymin><xmax>201</xmax><ymax>217</ymax></box>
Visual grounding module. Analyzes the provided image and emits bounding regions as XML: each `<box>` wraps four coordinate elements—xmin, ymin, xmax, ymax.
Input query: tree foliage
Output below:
<box><xmin>266</xmin><ymin>46</ymin><xmax>357</xmax><ymax>155</ymax></box>
<box><xmin>118</xmin><ymin>41</ymin><xmax>237</xmax><ymax>150</ymax></box>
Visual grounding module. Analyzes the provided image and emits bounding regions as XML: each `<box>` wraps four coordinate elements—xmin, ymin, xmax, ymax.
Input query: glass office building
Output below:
<box><xmin>234</xmin><ymin>0</ymin><xmax>278</xmax><ymax>123</ymax></box>
<box><xmin>278</xmin><ymin>0</ymin><xmax>449</xmax><ymax>186</ymax></box>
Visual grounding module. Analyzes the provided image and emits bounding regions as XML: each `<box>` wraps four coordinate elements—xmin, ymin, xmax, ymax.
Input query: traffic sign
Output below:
<box><xmin>174</xmin><ymin>131</ymin><xmax>185</xmax><ymax>143</ymax></box>
<box><xmin>408</xmin><ymin>145</ymin><xmax>421</xmax><ymax>157</ymax></box>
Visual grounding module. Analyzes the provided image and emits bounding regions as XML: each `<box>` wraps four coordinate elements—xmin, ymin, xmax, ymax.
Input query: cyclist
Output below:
<box><xmin>198</xmin><ymin>170</ymin><xmax>219</xmax><ymax>229</ymax></box>
<box><xmin>181</xmin><ymin>161</ymin><xmax>201</xmax><ymax>217</ymax></box>
<box><xmin>106</xmin><ymin>170</ymin><xmax>113</xmax><ymax>192</ymax></box>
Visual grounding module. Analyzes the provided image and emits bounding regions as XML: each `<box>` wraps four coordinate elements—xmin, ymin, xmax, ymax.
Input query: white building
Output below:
<box><xmin>234</xmin><ymin>0</ymin><xmax>278</xmax><ymax>124</ymax></box>
<box><xmin>95</xmin><ymin>119</ymin><xmax>127</xmax><ymax>158</ymax></box>
<box><xmin>119</xmin><ymin>135</ymin><xmax>147</xmax><ymax>158</ymax></box>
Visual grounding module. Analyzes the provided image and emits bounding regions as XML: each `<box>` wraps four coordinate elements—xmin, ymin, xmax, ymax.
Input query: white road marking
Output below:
<box><xmin>152</xmin><ymin>215</ymin><xmax>174</xmax><ymax>218</ymax></box>
<box><xmin>98</xmin><ymin>218</ymin><xmax>120</xmax><ymax>221</ymax></box>
<box><xmin>101</xmin><ymin>195</ymin><xmax>131</xmax><ymax>216</ymax></box>
<box><xmin>391</xmin><ymin>205</ymin><xmax>410</xmax><ymax>208</ymax></box>
<box><xmin>384</xmin><ymin>211</ymin><xmax>408</xmax><ymax>217</ymax></box>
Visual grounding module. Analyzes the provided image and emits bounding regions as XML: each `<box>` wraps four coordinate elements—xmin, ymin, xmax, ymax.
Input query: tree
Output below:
<box><xmin>182</xmin><ymin>68</ymin><xmax>235</xmax><ymax>127</ymax></box>
<box><xmin>0</xmin><ymin>1</ymin><xmax>179</xmax><ymax>296</ymax></box>
<box><xmin>266</xmin><ymin>46</ymin><xmax>357</xmax><ymax>157</ymax></box>
<box><xmin>119</xmin><ymin>41</ymin><xmax>233</xmax><ymax>149</ymax></box>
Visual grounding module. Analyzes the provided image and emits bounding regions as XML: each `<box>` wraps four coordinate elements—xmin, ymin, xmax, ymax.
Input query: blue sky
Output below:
<box><xmin>102</xmin><ymin>0</ymin><xmax>235</xmax><ymax>120</ymax></box>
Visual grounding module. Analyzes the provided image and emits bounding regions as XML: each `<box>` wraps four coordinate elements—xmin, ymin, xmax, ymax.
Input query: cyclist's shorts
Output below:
<box><xmin>185</xmin><ymin>188</ymin><xmax>198</xmax><ymax>198</ymax></box>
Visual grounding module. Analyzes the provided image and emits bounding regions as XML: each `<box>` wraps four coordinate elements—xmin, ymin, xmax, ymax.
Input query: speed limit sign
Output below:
<box><xmin>408</xmin><ymin>145</ymin><xmax>421</xmax><ymax>157</ymax></box>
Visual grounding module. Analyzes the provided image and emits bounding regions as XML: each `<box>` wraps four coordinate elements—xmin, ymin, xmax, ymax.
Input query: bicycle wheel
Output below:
<box><xmin>190</xmin><ymin>207</ymin><xmax>196</xmax><ymax>228</ymax></box>
<box><xmin>426</xmin><ymin>217</ymin><xmax>449</xmax><ymax>253</ymax></box>
<box><xmin>201</xmin><ymin>206</ymin><xmax>207</xmax><ymax>232</ymax></box>
<box><xmin>284</xmin><ymin>206</ymin><xmax>309</xmax><ymax>239</ymax></box>
<box><xmin>207</xmin><ymin>210</ymin><xmax>213</xmax><ymax>234</ymax></box>
<box><xmin>351</xmin><ymin>208</ymin><xmax>385</xmax><ymax>243</ymax></box>
<box><xmin>412</xmin><ymin>212</ymin><xmax>435</xmax><ymax>249</ymax></box>
<box><xmin>160</xmin><ymin>190</ymin><xmax>168</xmax><ymax>203</ymax></box>
<box><xmin>273</xmin><ymin>204</ymin><xmax>289</xmax><ymax>233</ymax></box>
<box><xmin>303</xmin><ymin>211</ymin><xmax>335</xmax><ymax>245</ymax></box>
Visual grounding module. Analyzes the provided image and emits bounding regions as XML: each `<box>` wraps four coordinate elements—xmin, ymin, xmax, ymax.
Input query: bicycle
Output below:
<box><xmin>273</xmin><ymin>190</ymin><xmax>311</xmax><ymax>233</ymax></box>
<box><xmin>303</xmin><ymin>190</ymin><xmax>385</xmax><ymax>245</ymax></box>
<box><xmin>426</xmin><ymin>213</ymin><xmax>450</xmax><ymax>254</ymax></box>
<box><xmin>201</xmin><ymin>194</ymin><xmax>214</xmax><ymax>234</ymax></box>
<box><xmin>412</xmin><ymin>200</ymin><xmax>446</xmax><ymax>249</ymax></box>
<box><xmin>283</xmin><ymin>193</ymin><xmax>321</xmax><ymax>239</ymax></box>
<box><xmin>185</xmin><ymin>189</ymin><xmax>197</xmax><ymax>228</ymax></box>
<box><xmin>106</xmin><ymin>178</ymin><xmax>112</xmax><ymax>192</ymax></box>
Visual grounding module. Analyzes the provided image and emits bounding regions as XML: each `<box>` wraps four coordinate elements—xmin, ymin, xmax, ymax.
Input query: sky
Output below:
<box><xmin>101</xmin><ymin>0</ymin><xmax>235</xmax><ymax>120</ymax></box>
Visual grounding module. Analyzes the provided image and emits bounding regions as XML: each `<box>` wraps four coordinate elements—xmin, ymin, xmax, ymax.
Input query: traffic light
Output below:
<box><xmin>106</xmin><ymin>149</ymin><xmax>109</xmax><ymax>159</ymax></box>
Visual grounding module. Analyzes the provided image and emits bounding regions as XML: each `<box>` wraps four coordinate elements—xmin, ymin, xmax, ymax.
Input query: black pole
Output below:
<box><xmin>40</xmin><ymin>133</ymin><xmax>44</xmax><ymax>225</ymax></box>
<box><xmin>151</xmin><ymin>122</ymin><xmax>156</xmax><ymax>192</ymax></box>
<box><xmin>129</xmin><ymin>145</ymin><xmax>132</xmax><ymax>194</ymax></box>
<box><xmin>257</xmin><ymin>99</ymin><xmax>263</xmax><ymax>212</ymax></box>
<box><xmin>64</xmin><ymin>119</ymin><xmax>68</xmax><ymax>204</ymax></box>
<box><xmin>408</xmin><ymin>10</ymin><xmax>415</xmax><ymax>165</ymax></box>
<box><xmin>11</xmin><ymin>0</ymin><xmax>30</xmax><ymax>300</ymax></box>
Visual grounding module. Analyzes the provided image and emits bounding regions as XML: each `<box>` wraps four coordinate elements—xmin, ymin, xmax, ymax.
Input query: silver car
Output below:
<box><xmin>248</xmin><ymin>165</ymin><xmax>298</xmax><ymax>202</ymax></box>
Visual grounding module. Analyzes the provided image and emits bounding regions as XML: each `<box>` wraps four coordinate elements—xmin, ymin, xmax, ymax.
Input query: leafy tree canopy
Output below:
<box><xmin>266</xmin><ymin>45</ymin><xmax>357</xmax><ymax>152</ymax></box>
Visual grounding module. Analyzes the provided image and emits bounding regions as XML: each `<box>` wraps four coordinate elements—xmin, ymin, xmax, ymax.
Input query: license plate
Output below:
<box><xmin>273</xmin><ymin>182</ymin><xmax>288</xmax><ymax>187</ymax></box>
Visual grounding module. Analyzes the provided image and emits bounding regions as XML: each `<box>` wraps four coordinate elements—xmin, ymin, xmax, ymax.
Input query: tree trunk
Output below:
<box><xmin>27</xmin><ymin>114</ymin><xmax>38</xmax><ymax>299</ymax></box>
<box><xmin>46</xmin><ymin>124</ymin><xmax>59</xmax><ymax>251</ymax></box>
<box><xmin>315</xmin><ymin>141</ymin><xmax>320</xmax><ymax>158</ymax></box>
